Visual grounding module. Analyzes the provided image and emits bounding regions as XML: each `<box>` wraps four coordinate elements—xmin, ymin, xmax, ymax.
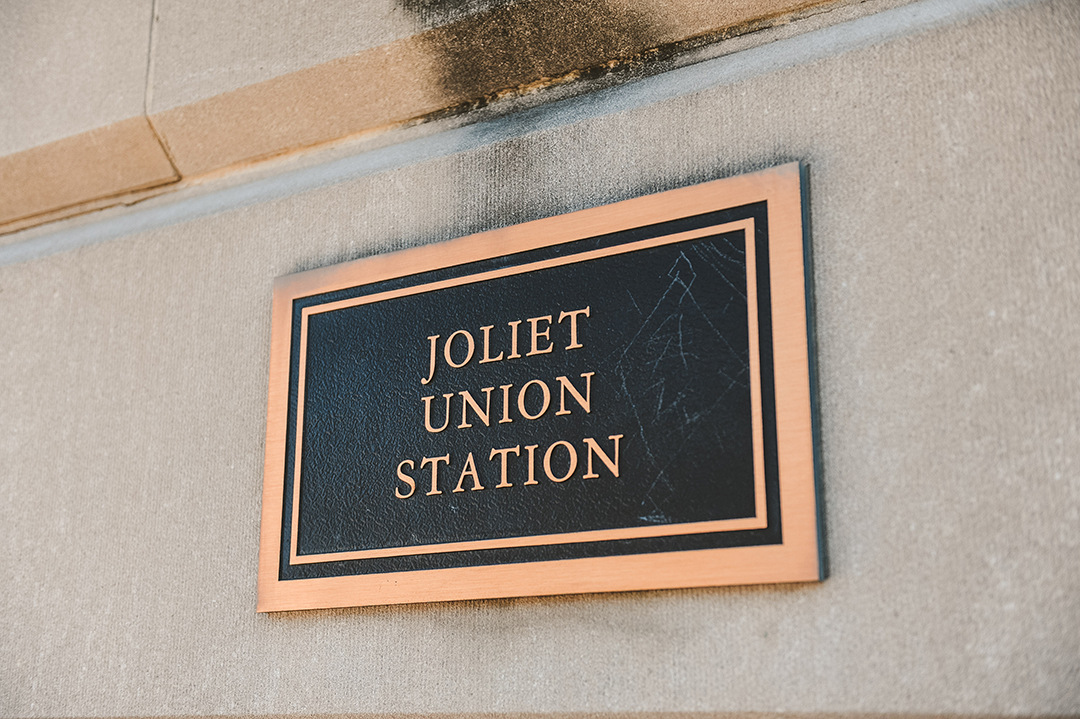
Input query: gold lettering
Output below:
<box><xmin>489</xmin><ymin>446</ymin><xmax>521</xmax><ymax>488</ymax></box>
<box><xmin>523</xmin><ymin>444</ymin><xmax>539</xmax><ymax>485</ymax></box>
<box><xmin>421</xmin><ymin>454</ymin><xmax>451</xmax><ymax>495</ymax></box>
<box><xmin>421</xmin><ymin>335</ymin><xmax>440</xmax><ymax>385</ymax></box>
<box><xmin>507</xmin><ymin>320</ymin><xmax>522</xmax><ymax>359</ymax></box>
<box><xmin>479</xmin><ymin>325</ymin><xmax>504</xmax><ymax>363</ymax></box>
<box><xmin>395</xmin><ymin>459</ymin><xmax>416</xmax><ymax>498</ymax></box>
<box><xmin>452</xmin><ymin>452</ymin><xmax>484</xmax><ymax>492</ymax></box>
<box><xmin>458</xmin><ymin>387</ymin><xmax>494</xmax><ymax>428</ymax></box>
<box><xmin>444</xmin><ymin>329</ymin><xmax>475</xmax><ymax>368</ymax></box>
<box><xmin>517</xmin><ymin>379</ymin><xmax>551</xmax><ymax>420</ymax></box>
<box><xmin>544</xmin><ymin>440</ymin><xmax>578</xmax><ymax>482</ymax></box>
<box><xmin>498</xmin><ymin>384</ymin><xmax>514</xmax><ymax>424</ymax></box>
<box><xmin>526</xmin><ymin>315</ymin><xmax>554</xmax><ymax>356</ymax></box>
<box><xmin>583</xmin><ymin>434</ymin><xmax>623</xmax><ymax>478</ymax></box>
<box><xmin>558</xmin><ymin>306</ymin><xmax>590</xmax><ymax>349</ymax></box>
<box><xmin>421</xmin><ymin>393</ymin><xmax>454</xmax><ymax>433</ymax></box>
<box><xmin>555</xmin><ymin>372</ymin><xmax>594</xmax><ymax>415</ymax></box>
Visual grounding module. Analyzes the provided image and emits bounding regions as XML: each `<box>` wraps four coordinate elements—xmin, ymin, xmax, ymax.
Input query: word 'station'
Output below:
<box><xmin>395</xmin><ymin>306</ymin><xmax>624</xmax><ymax>499</ymax></box>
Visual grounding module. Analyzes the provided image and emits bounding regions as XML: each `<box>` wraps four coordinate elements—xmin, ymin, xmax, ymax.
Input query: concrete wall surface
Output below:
<box><xmin>1</xmin><ymin>0</ymin><xmax>1078</xmax><ymax>716</ymax></box>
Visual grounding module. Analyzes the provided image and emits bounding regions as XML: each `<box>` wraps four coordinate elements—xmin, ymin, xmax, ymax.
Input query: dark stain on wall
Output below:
<box><xmin>402</xmin><ymin>0</ymin><xmax>517</xmax><ymax>28</ymax></box>
<box><xmin>391</xmin><ymin>0</ymin><xmax>832</xmax><ymax>232</ymax></box>
<box><xmin>399</xmin><ymin>0</ymin><xmax>668</xmax><ymax>108</ymax></box>
<box><xmin>395</xmin><ymin>0</ymin><xmax>673</xmax><ymax>229</ymax></box>
<box><xmin>397</xmin><ymin>0</ymin><xmax>833</xmax><ymax>114</ymax></box>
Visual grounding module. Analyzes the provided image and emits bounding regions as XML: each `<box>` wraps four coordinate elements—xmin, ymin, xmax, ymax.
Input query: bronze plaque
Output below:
<box><xmin>258</xmin><ymin>163</ymin><xmax>822</xmax><ymax>611</ymax></box>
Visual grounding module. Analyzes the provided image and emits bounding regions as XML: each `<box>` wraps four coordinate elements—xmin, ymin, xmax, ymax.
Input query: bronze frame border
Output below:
<box><xmin>258</xmin><ymin>162</ymin><xmax>819</xmax><ymax>611</ymax></box>
<box><xmin>287</xmin><ymin>219</ymin><xmax>766</xmax><ymax>565</ymax></box>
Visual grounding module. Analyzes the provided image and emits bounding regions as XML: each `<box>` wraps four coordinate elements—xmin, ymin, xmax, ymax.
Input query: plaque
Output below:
<box><xmin>258</xmin><ymin>163</ymin><xmax>822</xmax><ymax>611</ymax></box>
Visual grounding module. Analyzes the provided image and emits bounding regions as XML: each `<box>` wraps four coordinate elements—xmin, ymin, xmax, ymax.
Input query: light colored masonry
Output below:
<box><xmin>0</xmin><ymin>0</ymin><xmax>1077</xmax><ymax>717</ymax></box>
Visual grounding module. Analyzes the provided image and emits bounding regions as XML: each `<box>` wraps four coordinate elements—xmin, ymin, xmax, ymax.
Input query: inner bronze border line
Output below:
<box><xmin>288</xmin><ymin>219</ymin><xmax>766</xmax><ymax>565</ymax></box>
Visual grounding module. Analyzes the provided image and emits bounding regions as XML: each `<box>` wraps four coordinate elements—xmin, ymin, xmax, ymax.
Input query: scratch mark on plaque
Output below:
<box><xmin>678</xmin><ymin>314</ymin><xmax>688</xmax><ymax>369</ymax></box>
<box><xmin>602</xmin><ymin>235</ymin><xmax>752</xmax><ymax>523</ymax></box>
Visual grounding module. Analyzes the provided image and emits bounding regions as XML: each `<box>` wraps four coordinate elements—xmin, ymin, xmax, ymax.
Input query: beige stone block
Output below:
<box><xmin>149</xmin><ymin>0</ymin><xmax>808</xmax><ymax>114</ymax></box>
<box><xmin>149</xmin><ymin>39</ymin><xmax>447</xmax><ymax>178</ymax></box>
<box><xmin>0</xmin><ymin>0</ymin><xmax>155</xmax><ymax>156</ymax></box>
<box><xmin>0</xmin><ymin>117</ymin><xmax>178</xmax><ymax>227</ymax></box>
<box><xmin>151</xmin><ymin>0</ymin><xmax>841</xmax><ymax>178</ymax></box>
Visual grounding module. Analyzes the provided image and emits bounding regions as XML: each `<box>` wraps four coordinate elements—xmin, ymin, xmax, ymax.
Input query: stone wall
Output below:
<box><xmin>1</xmin><ymin>0</ymin><xmax>1078</xmax><ymax>715</ymax></box>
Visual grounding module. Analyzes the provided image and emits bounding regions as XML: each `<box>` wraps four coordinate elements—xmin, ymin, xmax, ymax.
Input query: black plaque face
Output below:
<box><xmin>259</xmin><ymin>164</ymin><xmax>821</xmax><ymax>610</ymax></box>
